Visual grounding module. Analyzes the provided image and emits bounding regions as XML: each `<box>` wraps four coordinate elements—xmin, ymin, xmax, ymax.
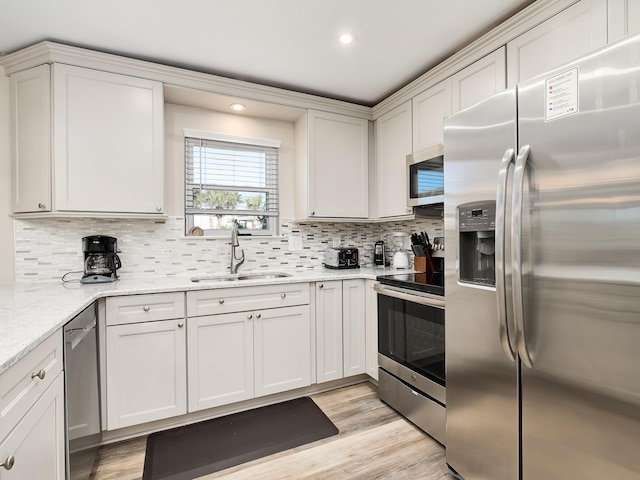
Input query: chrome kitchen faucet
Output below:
<box><xmin>230</xmin><ymin>225</ymin><xmax>245</xmax><ymax>274</ymax></box>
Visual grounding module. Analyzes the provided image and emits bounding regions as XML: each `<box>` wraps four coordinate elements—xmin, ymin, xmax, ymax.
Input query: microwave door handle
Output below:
<box><xmin>512</xmin><ymin>145</ymin><xmax>534</xmax><ymax>368</ymax></box>
<box><xmin>495</xmin><ymin>148</ymin><xmax>517</xmax><ymax>363</ymax></box>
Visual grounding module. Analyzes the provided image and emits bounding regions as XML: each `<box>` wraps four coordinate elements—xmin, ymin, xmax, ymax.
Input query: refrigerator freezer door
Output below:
<box><xmin>517</xmin><ymin>37</ymin><xmax>640</xmax><ymax>479</ymax></box>
<box><xmin>444</xmin><ymin>88</ymin><xmax>518</xmax><ymax>480</ymax></box>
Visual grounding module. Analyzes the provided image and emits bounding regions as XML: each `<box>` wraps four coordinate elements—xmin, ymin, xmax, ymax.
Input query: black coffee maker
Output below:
<box><xmin>81</xmin><ymin>235</ymin><xmax>122</xmax><ymax>284</ymax></box>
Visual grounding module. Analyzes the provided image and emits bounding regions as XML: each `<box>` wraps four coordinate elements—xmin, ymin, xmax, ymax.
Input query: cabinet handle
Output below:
<box><xmin>38</xmin><ymin>203</ymin><xmax>46</xmax><ymax>209</ymax></box>
<box><xmin>319</xmin><ymin>284</ymin><xmax>324</xmax><ymax>289</ymax></box>
<box><xmin>219</xmin><ymin>299</ymin><xmax>225</xmax><ymax>304</ymax></box>
<box><xmin>177</xmin><ymin>322</ymin><xmax>184</xmax><ymax>328</ymax></box>
<box><xmin>281</xmin><ymin>293</ymin><xmax>286</xmax><ymax>299</ymax></box>
<box><xmin>256</xmin><ymin>313</ymin><xmax>262</xmax><ymax>319</ymax></box>
<box><xmin>247</xmin><ymin>314</ymin><xmax>253</xmax><ymax>320</ymax></box>
<box><xmin>31</xmin><ymin>369</ymin><xmax>46</xmax><ymax>380</ymax></box>
<box><xmin>1</xmin><ymin>456</ymin><xmax>15</xmax><ymax>470</ymax></box>
<box><xmin>143</xmin><ymin>306</ymin><xmax>150</xmax><ymax>312</ymax></box>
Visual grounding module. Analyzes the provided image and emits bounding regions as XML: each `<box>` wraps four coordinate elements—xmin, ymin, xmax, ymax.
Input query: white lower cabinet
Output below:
<box><xmin>315</xmin><ymin>279</ymin><xmax>366</xmax><ymax>383</ymax></box>
<box><xmin>0</xmin><ymin>374</ymin><xmax>65</xmax><ymax>480</ymax></box>
<box><xmin>254</xmin><ymin>305</ymin><xmax>311</xmax><ymax>397</ymax></box>
<box><xmin>365</xmin><ymin>280</ymin><xmax>379</xmax><ymax>381</ymax></box>
<box><xmin>187</xmin><ymin>312</ymin><xmax>254</xmax><ymax>412</ymax></box>
<box><xmin>186</xmin><ymin>285</ymin><xmax>311</xmax><ymax>413</ymax></box>
<box><xmin>106</xmin><ymin>319</ymin><xmax>187</xmax><ymax>429</ymax></box>
<box><xmin>105</xmin><ymin>293</ymin><xmax>187</xmax><ymax>430</ymax></box>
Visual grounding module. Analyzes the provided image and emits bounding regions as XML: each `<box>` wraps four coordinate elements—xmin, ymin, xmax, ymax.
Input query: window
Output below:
<box><xmin>185</xmin><ymin>130</ymin><xmax>280</xmax><ymax>236</ymax></box>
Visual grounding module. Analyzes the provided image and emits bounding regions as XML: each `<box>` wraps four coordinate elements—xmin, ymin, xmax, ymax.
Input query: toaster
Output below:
<box><xmin>324</xmin><ymin>247</ymin><xmax>359</xmax><ymax>269</ymax></box>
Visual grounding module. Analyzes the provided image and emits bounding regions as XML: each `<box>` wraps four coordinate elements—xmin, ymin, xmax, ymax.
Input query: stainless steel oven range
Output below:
<box><xmin>375</xmin><ymin>264</ymin><xmax>446</xmax><ymax>445</ymax></box>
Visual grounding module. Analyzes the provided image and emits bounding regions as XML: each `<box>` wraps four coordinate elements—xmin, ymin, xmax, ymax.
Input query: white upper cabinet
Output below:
<box><xmin>412</xmin><ymin>79</ymin><xmax>451</xmax><ymax>152</ymax></box>
<box><xmin>295</xmin><ymin>110</ymin><xmax>369</xmax><ymax>220</ymax></box>
<box><xmin>9</xmin><ymin>63</ymin><xmax>164</xmax><ymax>216</ymax></box>
<box><xmin>451</xmin><ymin>47</ymin><xmax>506</xmax><ymax>114</ymax></box>
<box><xmin>375</xmin><ymin>100</ymin><xmax>412</xmax><ymax>218</ymax></box>
<box><xmin>10</xmin><ymin>65</ymin><xmax>52</xmax><ymax>214</ymax></box>
<box><xmin>506</xmin><ymin>0</ymin><xmax>607</xmax><ymax>87</ymax></box>
<box><xmin>608</xmin><ymin>0</ymin><xmax>640</xmax><ymax>42</ymax></box>
<box><xmin>53</xmin><ymin>65</ymin><xmax>164</xmax><ymax>214</ymax></box>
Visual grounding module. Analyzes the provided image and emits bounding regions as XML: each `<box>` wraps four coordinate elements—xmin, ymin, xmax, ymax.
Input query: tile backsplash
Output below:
<box><xmin>13</xmin><ymin>216</ymin><xmax>443</xmax><ymax>283</ymax></box>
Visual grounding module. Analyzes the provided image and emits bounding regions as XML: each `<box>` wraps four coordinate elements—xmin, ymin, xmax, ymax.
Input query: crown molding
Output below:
<box><xmin>0</xmin><ymin>41</ymin><xmax>373</xmax><ymax>120</ymax></box>
<box><xmin>372</xmin><ymin>0</ymin><xmax>579</xmax><ymax>118</ymax></box>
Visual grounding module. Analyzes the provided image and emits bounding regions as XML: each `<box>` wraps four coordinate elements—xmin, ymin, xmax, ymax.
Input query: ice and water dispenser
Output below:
<box><xmin>458</xmin><ymin>202</ymin><xmax>496</xmax><ymax>286</ymax></box>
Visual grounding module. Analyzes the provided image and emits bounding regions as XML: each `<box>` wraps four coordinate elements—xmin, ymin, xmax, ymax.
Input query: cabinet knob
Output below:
<box><xmin>156</xmin><ymin>206</ymin><xmax>162</xmax><ymax>212</ymax></box>
<box><xmin>31</xmin><ymin>369</ymin><xmax>46</xmax><ymax>380</ymax></box>
<box><xmin>310</xmin><ymin>211</ymin><xmax>315</xmax><ymax>216</ymax></box>
<box><xmin>177</xmin><ymin>322</ymin><xmax>184</xmax><ymax>328</ymax></box>
<box><xmin>406</xmin><ymin>208</ymin><xmax>412</xmax><ymax>214</ymax></box>
<box><xmin>247</xmin><ymin>314</ymin><xmax>253</xmax><ymax>320</ymax></box>
<box><xmin>219</xmin><ymin>299</ymin><xmax>225</xmax><ymax>304</ymax></box>
<box><xmin>1</xmin><ymin>456</ymin><xmax>15</xmax><ymax>470</ymax></box>
<box><xmin>256</xmin><ymin>313</ymin><xmax>262</xmax><ymax>319</ymax></box>
<box><xmin>143</xmin><ymin>306</ymin><xmax>150</xmax><ymax>312</ymax></box>
<box><xmin>281</xmin><ymin>293</ymin><xmax>286</xmax><ymax>299</ymax></box>
<box><xmin>38</xmin><ymin>203</ymin><xmax>46</xmax><ymax>209</ymax></box>
<box><xmin>319</xmin><ymin>284</ymin><xmax>324</xmax><ymax>289</ymax></box>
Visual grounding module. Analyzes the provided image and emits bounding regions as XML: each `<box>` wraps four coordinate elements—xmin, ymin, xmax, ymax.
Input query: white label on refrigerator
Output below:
<box><xmin>545</xmin><ymin>68</ymin><xmax>579</xmax><ymax>122</ymax></box>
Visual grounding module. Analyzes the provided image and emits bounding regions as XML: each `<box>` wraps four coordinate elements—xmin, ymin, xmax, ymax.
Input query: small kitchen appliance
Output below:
<box><xmin>81</xmin><ymin>235</ymin><xmax>121</xmax><ymax>284</ymax></box>
<box><xmin>374</xmin><ymin>241</ymin><xmax>386</xmax><ymax>266</ymax></box>
<box><xmin>324</xmin><ymin>247</ymin><xmax>359</xmax><ymax>269</ymax></box>
<box><xmin>392</xmin><ymin>232</ymin><xmax>409</xmax><ymax>269</ymax></box>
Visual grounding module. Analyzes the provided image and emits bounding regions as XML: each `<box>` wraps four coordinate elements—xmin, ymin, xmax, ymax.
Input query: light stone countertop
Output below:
<box><xmin>0</xmin><ymin>266</ymin><xmax>403</xmax><ymax>375</ymax></box>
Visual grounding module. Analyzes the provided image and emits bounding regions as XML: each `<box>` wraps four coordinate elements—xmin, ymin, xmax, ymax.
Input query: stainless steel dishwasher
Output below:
<box><xmin>64</xmin><ymin>303</ymin><xmax>102</xmax><ymax>480</ymax></box>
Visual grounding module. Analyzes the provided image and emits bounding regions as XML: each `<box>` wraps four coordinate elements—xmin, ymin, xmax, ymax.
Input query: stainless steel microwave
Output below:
<box><xmin>407</xmin><ymin>144</ymin><xmax>444</xmax><ymax>207</ymax></box>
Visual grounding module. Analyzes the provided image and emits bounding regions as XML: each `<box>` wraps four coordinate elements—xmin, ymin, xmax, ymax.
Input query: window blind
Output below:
<box><xmin>185</xmin><ymin>137</ymin><xmax>279</xmax><ymax>219</ymax></box>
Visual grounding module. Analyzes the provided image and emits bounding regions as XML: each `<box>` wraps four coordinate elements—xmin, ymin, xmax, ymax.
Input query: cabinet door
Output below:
<box><xmin>307</xmin><ymin>110</ymin><xmax>368</xmax><ymax>218</ymax></box>
<box><xmin>254</xmin><ymin>305</ymin><xmax>311</xmax><ymax>397</ymax></box>
<box><xmin>412</xmin><ymin>79</ymin><xmax>451</xmax><ymax>151</ymax></box>
<box><xmin>10</xmin><ymin>65</ymin><xmax>51</xmax><ymax>214</ymax></box>
<box><xmin>0</xmin><ymin>374</ymin><xmax>65</xmax><ymax>480</ymax></box>
<box><xmin>315</xmin><ymin>281</ymin><xmax>344</xmax><ymax>383</ymax></box>
<box><xmin>451</xmin><ymin>47</ymin><xmax>506</xmax><ymax>114</ymax></box>
<box><xmin>342</xmin><ymin>279</ymin><xmax>366</xmax><ymax>377</ymax></box>
<box><xmin>608</xmin><ymin>0</ymin><xmax>640</xmax><ymax>42</ymax></box>
<box><xmin>187</xmin><ymin>312</ymin><xmax>254</xmax><ymax>412</ymax></box>
<box><xmin>506</xmin><ymin>0</ymin><xmax>607</xmax><ymax>87</ymax></box>
<box><xmin>106</xmin><ymin>319</ymin><xmax>186</xmax><ymax>429</ymax></box>
<box><xmin>365</xmin><ymin>280</ymin><xmax>379</xmax><ymax>380</ymax></box>
<box><xmin>376</xmin><ymin>100</ymin><xmax>413</xmax><ymax>218</ymax></box>
<box><xmin>52</xmin><ymin>64</ymin><xmax>164</xmax><ymax>213</ymax></box>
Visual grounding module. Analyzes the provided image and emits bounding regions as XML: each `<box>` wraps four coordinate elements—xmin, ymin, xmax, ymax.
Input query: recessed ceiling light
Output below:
<box><xmin>230</xmin><ymin>103</ymin><xmax>246</xmax><ymax>112</ymax></box>
<box><xmin>339</xmin><ymin>33</ymin><xmax>355</xmax><ymax>45</ymax></box>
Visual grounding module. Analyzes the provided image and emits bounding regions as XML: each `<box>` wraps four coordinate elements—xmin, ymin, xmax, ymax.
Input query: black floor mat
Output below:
<box><xmin>142</xmin><ymin>396</ymin><xmax>339</xmax><ymax>480</ymax></box>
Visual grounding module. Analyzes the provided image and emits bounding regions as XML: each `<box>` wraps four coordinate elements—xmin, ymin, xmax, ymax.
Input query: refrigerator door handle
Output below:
<box><xmin>495</xmin><ymin>147</ymin><xmax>517</xmax><ymax>362</ymax></box>
<box><xmin>512</xmin><ymin>144</ymin><xmax>534</xmax><ymax>368</ymax></box>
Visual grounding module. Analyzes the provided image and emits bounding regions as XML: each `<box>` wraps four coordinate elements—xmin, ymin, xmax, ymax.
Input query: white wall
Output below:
<box><xmin>0</xmin><ymin>66</ymin><xmax>15</xmax><ymax>284</ymax></box>
<box><xmin>164</xmin><ymin>103</ymin><xmax>296</xmax><ymax>221</ymax></box>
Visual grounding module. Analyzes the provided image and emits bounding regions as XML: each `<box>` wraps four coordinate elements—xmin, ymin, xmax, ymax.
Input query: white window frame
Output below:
<box><xmin>184</xmin><ymin>129</ymin><xmax>280</xmax><ymax>236</ymax></box>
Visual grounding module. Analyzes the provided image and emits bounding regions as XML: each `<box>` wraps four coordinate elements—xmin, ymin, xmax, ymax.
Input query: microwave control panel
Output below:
<box><xmin>458</xmin><ymin>202</ymin><xmax>496</xmax><ymax>232</ymax></box>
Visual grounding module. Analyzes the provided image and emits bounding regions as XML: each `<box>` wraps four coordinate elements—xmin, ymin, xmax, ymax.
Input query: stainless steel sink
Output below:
<box><xmin>191</xmin><ymin>272</ymin><xmax>292</xmax><ymax>283</ymax></box>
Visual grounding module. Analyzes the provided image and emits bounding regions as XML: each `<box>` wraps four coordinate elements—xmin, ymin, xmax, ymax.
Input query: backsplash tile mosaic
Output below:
<box><xmin>13</xmin><ymin>216</ymin><xmax>443</xmax><ymax>283</ymax></box>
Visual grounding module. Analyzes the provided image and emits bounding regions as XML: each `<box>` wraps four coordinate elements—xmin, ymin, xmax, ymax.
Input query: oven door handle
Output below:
<box><xmin>374</xmin><ymin>284</ymin><xmax>445</xmax><ymax>309</ymax></box>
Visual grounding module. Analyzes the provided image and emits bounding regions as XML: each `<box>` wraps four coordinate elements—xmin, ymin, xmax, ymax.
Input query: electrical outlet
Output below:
<box><xmin>288</xmin><ymin>235</ymin><xmax>303</xmax><ymax>251</ymax></box>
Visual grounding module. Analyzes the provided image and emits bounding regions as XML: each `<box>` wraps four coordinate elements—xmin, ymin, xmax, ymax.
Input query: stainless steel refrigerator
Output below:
<box><xmin>443</xmin><ymin>35</ymin><xmax>640</xmax><ymax>480</ymax></box>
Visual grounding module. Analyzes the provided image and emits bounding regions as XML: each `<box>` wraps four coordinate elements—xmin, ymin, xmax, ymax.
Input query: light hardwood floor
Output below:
<box><xmin>91</xmin><ymin>382</ymin><xmax>454</xmax><ymax>479</ymax></box>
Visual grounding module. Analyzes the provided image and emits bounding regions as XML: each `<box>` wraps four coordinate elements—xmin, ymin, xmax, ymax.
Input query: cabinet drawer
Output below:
<box><xmin>187</xmin><ymin>283</ymin><xmax>310</xmax><ymax>317</ymax></box>
<box><xmin>0</xmin><ymin>374</ymin><xmax>65</xmax><ymax>479</ymax></box>
<box><xmin>106</xmin><ymin>292</ymin><xmax>185</xmax><ymax>325</ymax></box>
<box><xmin>0</xmin><ymin>329</ymin><xmax>63</xmax><ymax>441</ymax></box>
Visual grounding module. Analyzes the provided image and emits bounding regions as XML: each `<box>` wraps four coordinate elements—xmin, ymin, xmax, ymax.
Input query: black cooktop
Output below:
<box><xmin>376</xmin><ymin>270</ymin><xmax>444</xmax><ymax>297</ymax></box>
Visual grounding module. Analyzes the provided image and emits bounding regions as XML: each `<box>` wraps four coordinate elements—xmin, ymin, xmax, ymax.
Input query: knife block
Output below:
<box><xmin>413</xmin><ymin>250</ymin><xmax>434</xmax><ymax>274</ymax></box>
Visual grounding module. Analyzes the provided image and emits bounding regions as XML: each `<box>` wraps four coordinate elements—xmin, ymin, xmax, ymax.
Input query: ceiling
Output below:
<box><xmin>0</xmin><ymin>0</ymin><xmax>536</xmax><ymax>106</ymax></box>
